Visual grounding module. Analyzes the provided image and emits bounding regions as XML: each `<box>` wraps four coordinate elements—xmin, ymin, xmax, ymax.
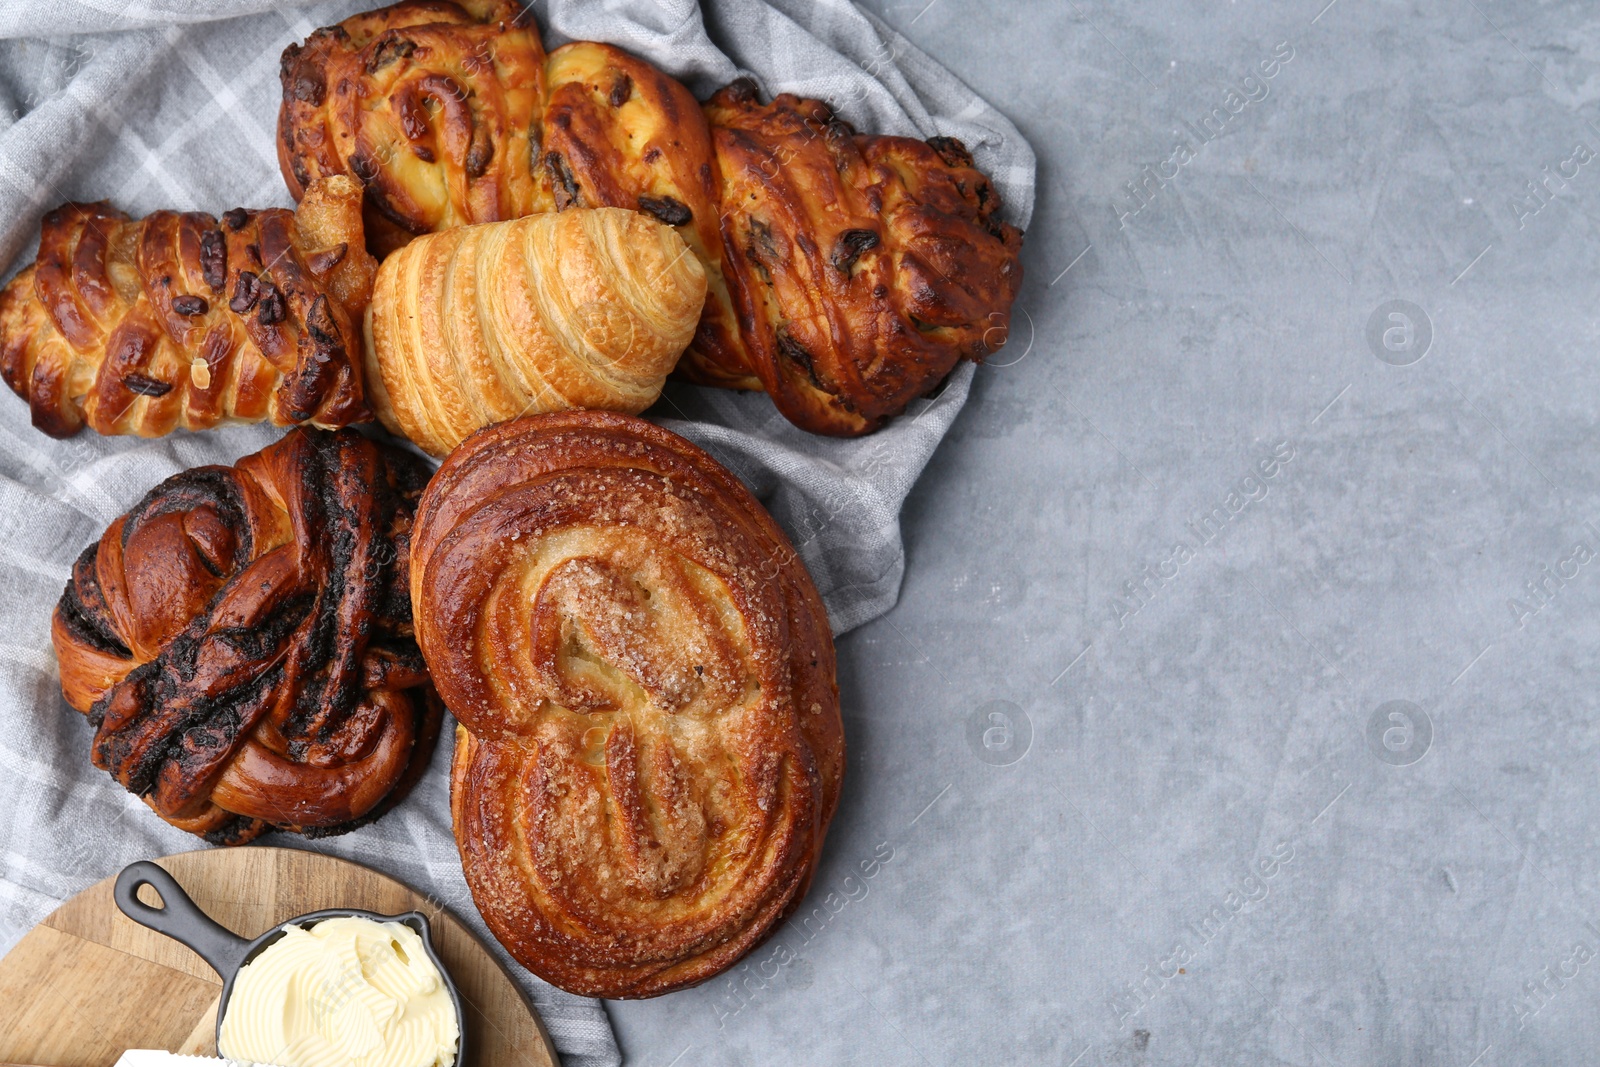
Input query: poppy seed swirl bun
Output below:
<box><xmin>51</xmin><ymin>427</ymin><xmax>440</xmax><ymax>845</ymax></box>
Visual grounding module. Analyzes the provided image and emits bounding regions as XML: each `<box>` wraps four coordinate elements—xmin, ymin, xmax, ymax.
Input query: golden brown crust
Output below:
<box><xmin>51</xmin><ymin>428</ymin><xmax>440</xmax><ymax>845</ymax></box>
<box><xmin>277</xmin><ymin>3</ymin><xmax>1024</xmax><ymax>434</ymax></box>
<box><xmin>363</xmin><ymin>207</ymin><xmax>707</xmax><ymax>457</ymax></box>
<box><xmin>0</xmin><ymin>178</ymin><xmax>376</xmax><ymax>439</ymax></box>
<box><xmin>705</xmin><ymin>83</ymin><xmax>1024</xmax><ymax>433</ymax></box>
<box><xmin>412</xmin><ymin>411</ymin><xmax>843</xmax><ymax>997</ymax></box>
<box><xmin>278</xmin><ymin>0</ymin><xmax>547</xmax><ymax>256</ymax></box>
<box><xmin>539</xmin><ymin>41</ymin><xmax>753</xmax><ymax>390</ymax></box>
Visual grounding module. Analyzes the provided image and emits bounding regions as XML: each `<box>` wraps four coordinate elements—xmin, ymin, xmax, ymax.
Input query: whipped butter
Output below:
<box><xmin>218</xmin><ymin>916</ymin><xmax>458</xmax><ymax>1067</ymax></box>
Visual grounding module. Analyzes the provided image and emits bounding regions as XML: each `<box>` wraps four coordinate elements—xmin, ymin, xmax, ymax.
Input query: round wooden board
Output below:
<box><xmin>0</xmin><ymin>846</ymin><xmax>557</xmax><ymax>1067</ymax></box>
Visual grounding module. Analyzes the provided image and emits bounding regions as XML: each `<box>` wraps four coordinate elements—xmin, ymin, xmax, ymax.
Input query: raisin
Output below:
<box><xmin>366</xmin><ymin>35</ymin><xmax>416</xmax><ymax>75</ymax></box>
<box><xmin>292</xmin><ymin>74</ymin><xmax>324</xmax><ymax>106</ymax></box>
<box><xmin>775</xmin><ymin>328</ymin><xmax>820</xmax><ymax>386</ymax></box>
<box><xmin>722</xmin><ymin>77</ymin><xmax>760</xmax><ymax>104</ymax></box>
<box><xmin>637</xmin><ymin>195</ymin><xmax>692</xmax><ymax>227</ymax></box>
<box><xmin>305</xmin><ymin>243</ymin><xmax>347</xmax><ymax>275</ymax></box>
<box><xmin>304</xmin><ymin>294</ymin><xmax>340</xmax><ymax>347</ymax></box>
<box><xmin>546</xmin><ymin>152</ymin><xmax>581</xmax><ymax>210</ymax></box>
<box><xmin>122</xmin><ymin>373</ymin><xmax>172</xmax><ymax>398</ymax></box>
<box><xmin>832</xmin><ymin>229</ymin><xmax>879</xmax><ymax>275</ymax></box>
<box><xmin>608</xmin><ymin>72</ymin><xmax>633</xmax><ymax>108</ymax></box>
<box><xmin>747</xmin><ymin>219</ymin><xmax>779</xmax><ymax>263</ymax></box>
<box><xmin>199</xmin><ymin>230</ymin><xmax>226</xmax><ymax>292</ymax></box>
<box><xmin>927</xmin><ymin>136</ymin><xmax>973</xmax><ymax>169</ymax></box>
<box><xmin>229</xmin><ymin>271</ymin><xmax>260</xmax><ymax>314</ymax></box>
<box><xmin>465</xmin><ymin>125</ymin><xmax>494</xmax><ymax>178</ymax></box>
<box><xmin>256</xmin><ymin>283</ymin><xmax>286</xmax><ymax>327</ymax></box>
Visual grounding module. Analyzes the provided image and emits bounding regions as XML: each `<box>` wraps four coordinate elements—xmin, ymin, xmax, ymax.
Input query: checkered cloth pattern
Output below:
<box><xmin>0</xmin><ymin>1</ymin><xmax>1035</xmax><ymax>1063</ymax></box>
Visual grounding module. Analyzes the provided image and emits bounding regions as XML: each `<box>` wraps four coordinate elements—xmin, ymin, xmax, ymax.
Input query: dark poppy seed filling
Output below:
<box><xmin>51</xmin><ymin>428</ymin><xmax>441</xmax><ymax>845</ymax></box>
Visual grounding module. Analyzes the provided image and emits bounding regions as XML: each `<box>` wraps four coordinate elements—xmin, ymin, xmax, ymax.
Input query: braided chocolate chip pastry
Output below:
<box><xmin>0</xmin><ymin>177</ymin><xmax>376</xmax><ymax>438</ymax></box>
<box><xmin>52</xmin><ymin>428</ymin><xmax>440</xmax><ymax>845</ymax></box>
<box><xmin>411</xmin><ymin>411</ymin><xmax>843</xmax><ymax>997</ymax></box>
<box><xmin>278</xmin><ymin>0</ymin><xmax>1023</xmax><ymax>435</ymax></box>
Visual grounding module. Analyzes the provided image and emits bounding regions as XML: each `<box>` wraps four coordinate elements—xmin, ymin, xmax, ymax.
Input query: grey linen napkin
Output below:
<box><xmin>0</xmin><ymin>1</ymin><xmax>1034</xmax><ymax>1063</ymax></box>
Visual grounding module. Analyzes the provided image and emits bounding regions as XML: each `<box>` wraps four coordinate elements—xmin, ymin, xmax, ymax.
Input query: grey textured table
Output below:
<box><xmin>609</xmin><ymin>1</ymin><xmax>1600</xmax><ymax>1064</ymax></box>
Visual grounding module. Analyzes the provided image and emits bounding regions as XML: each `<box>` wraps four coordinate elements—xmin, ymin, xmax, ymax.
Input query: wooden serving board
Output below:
<box><xmin>0</xmin><ymin>846</ymin><xmax>556</xmax><ymax>1067</ymax></box>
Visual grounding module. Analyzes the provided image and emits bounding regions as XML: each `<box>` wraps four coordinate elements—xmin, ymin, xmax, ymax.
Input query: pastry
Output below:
<box><xmin>0</xmin><ymin>177</ymin><xmax>377</xmax><ymax>438</ymax></box>
<box><xmin>52</xmin><ymin>427</ymin><xmax>440</xmax><ymax>844</ymax></box>
<box><xmin>278</xmin><ymin>1</ymin><xmax>1023</xmax><ymax>435</ymax></box>
<box><xmin>541</xmin><ymin>40</ymin><xmax>748</xmax><ymax>391</ymax></box>
<box><xmin>364</xmin><ymin>207</ymin><xmax>707</xmax><ymax>457</ymax></box>
<box><xmin>703</xmin><ymin>80</ymin><xmax>1023</xmax><ymax>434</ymax></box>
<box><xmin>277</xmin><ymin>0</ymin><xmax>548</xmax><ymax>256</ymax></box>
<box><xmin>410</xmin><ymin>411</ymin><xmax>844</xmax><ymax>997</ymax></box>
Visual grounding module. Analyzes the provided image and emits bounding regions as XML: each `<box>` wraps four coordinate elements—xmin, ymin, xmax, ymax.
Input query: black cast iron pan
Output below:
<box><xmin>112</xmin><ymin>860</ymin><xmax>466</xmax><ymax>1062</ymax></box>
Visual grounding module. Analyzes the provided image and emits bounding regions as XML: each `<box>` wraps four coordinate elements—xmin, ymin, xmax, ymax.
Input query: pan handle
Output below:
<box><xmin>113</xmin><ymin>860</ymin><xmax>250</xmax><ymax>979</ymax></box>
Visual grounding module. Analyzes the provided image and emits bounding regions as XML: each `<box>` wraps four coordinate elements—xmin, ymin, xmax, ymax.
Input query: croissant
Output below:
<box><xmin>52</xmin><ymin>427</ymin><xmax>441</xmax><ymax>845</ymax></box>
<box><xmin>364</xmin><ymin>207</ymin><xmax>707</xmax><ymax>457</ymax></box>
<box><xmin>0</xmin><ymin>177</ymin><xmax>377</xmax><ymax>438</ymax></box>
<box><xmin>278</xmin><ymin>0</ymin><xmax>1023</xmax><ymax>435</ymax></box>
<box><xmin>411</xmin><ymin>411</ymin><xmax>844</xmax><ymax>997</ymax></box>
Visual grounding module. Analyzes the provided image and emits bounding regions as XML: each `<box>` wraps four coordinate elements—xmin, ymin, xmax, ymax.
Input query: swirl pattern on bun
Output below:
<box><xmin>411</xmin><ymin>411</ymin><xmax>843</xmax><ymax>997</ymax></box>
<box><xmin>52</xmin><ymin>428</ymin><xmax>440</xmax><ymax>845</ymax></box>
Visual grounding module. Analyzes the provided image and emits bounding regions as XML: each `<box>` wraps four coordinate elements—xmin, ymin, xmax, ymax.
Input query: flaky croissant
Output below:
<box><xmin>364</xmin><ymin>207</ymin><xmax>707</xmax><ymax>457</ymax></box>
<box><xmin>0</xmin><ymin>177</ymin><xmax>377</xmax><ymax>438</ymax></box>
<box><xmin>412</xmin><ymin>411</ymin><xmax>844</xmax><ymax>997</ymax></box>
<box><xmin>278</xmin><ymin>0</ymin><xmax>1023</xmax><ymax>435</ymax></box>
<box><xmin>52</xmin><ymin>428</ymin><xmax>440</xmax><ymax>844</ymax></box>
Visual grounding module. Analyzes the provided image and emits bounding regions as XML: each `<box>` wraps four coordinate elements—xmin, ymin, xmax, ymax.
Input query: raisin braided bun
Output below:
<box><xmin>52</xmin><ymin>428</ymin><xmax>440</xmax><ymax>845</ymax></box>
<box><xmin>278</xmin><ymin>0</ymin><xmax>1022</xmax><ymax>435</ymax></box>
<box><xmin>0</xmin><ymin>177</ymin><xmax>377</xmax><ymax>439</ymax></box>
<box><xmin>411</xmin><ymin>411</ymin><xmax>843</xmax><ymax>997</ymax></box>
